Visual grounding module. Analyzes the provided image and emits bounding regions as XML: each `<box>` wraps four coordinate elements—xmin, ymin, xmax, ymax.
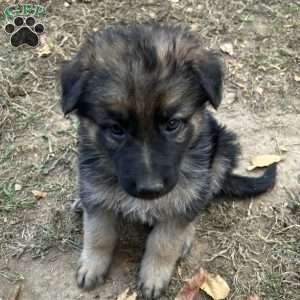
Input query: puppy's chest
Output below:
<box><xmin>81</xmin><ymin>174</ymin><xmax>210</xmax><ymax>225</ymax></box>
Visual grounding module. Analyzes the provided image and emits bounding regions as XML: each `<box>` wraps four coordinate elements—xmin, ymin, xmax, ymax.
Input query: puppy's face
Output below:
<box><xmin>61</xmin><ymin>25</ymin><xmax>223</xmax><ymax>200</ymax></box>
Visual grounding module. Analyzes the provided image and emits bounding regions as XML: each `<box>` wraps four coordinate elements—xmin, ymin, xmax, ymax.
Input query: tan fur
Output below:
<box><xmin>76</xmin><ymin>209</ymin><xmax>118</xmax><ymax>290</ymax></box>
<box><xmin>139</xmin><ymin>221</ymin><xmax>195</xmax><ymax>298</ymax></box>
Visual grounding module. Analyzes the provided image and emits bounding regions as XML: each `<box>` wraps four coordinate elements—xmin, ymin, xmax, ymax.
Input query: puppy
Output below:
<box><xmin>60</xmin><ymin>24</ymin><xmax>276</xmax><ymax>298</ymax></box>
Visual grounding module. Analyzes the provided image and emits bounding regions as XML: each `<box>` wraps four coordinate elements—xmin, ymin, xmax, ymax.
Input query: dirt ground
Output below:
<box><xmin>0</xmin><ymin>0</ymin><xmax>299</xmax><ymax>299</ymax></box>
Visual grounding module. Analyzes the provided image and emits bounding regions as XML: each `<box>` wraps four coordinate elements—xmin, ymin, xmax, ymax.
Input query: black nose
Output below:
<box><xmin>136</xmin><ymin>179</ymin><xmax>164</xmax><ymax>199</ymax></box>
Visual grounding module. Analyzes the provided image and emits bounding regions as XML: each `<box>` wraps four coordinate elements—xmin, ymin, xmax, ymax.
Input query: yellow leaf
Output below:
<box><xmin>200</xmin><ymin>273</ymin><xmax>230</xmax><ymax>300</ymax></box>
<box><xmin>175</xmin><ymin>269</ymin><xmax>230</xmax><ymax>300</ymax></box>
<box><xmin>32</xmin><ymin>190</ymin><xmax>47</xmax><ymax>199</ymax></box>
<box><xmin>247</xmin><ymin>154</ymin><xmax>282</xmax><ymax>171</ymax></box>
<box><xmin>126</xmin><ymin>293</ymin><xmax>137</xmax><ymax>300</ymax></box>
<box><xmin>116</xmin><ymin>288</ymin><xmax>137</xmax><ymax>300</ymax></box>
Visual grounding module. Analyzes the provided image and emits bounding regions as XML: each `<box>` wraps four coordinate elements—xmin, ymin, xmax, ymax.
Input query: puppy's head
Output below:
<box><xmin>61</xmin><ymin>25</ymin><xmax>223</xmax><ymax>200</ymax></box>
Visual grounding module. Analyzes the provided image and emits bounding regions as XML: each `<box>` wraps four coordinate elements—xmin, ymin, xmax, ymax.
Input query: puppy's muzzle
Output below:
<box><xmin>121</xmin><ymin>174</ymin><xmax>176</xmax><ymax>200</ymax></box>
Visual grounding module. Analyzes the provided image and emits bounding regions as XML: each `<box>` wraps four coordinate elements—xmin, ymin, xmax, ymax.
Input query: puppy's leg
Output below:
<box><xmin>139</xmin><ymin>221</ymin><xmax>195</xmax><ymax>298</ymax></box>
<box><xmin>77</xmin><ymin>209</ymin><xmax>117</xmax><ymax>290</ymax></box>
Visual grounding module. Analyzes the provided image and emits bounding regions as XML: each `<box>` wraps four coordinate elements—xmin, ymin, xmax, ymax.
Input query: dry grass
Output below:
<box><xmin>0</xmin><ymin>0</ymin><xmax>299</xmax><ymax>299</ymax></box>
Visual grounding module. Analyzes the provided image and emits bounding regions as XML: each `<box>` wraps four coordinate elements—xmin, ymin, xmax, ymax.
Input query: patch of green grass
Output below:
<box><xmin>34</xmin><ymin>160</ymin><xmax>49</xmax><ymax>175</ymax></box>
<box><xmin>285</xmin><ymin>3</ymin><xmax>300</xmax><ymax>14</ymax></box>
<box><xmin>0</xmin><ymin>180</ymin><xmax>36</xmax><ymax>212</ymax></box>
<box><xmin>261</xmin><ymin>272</ymin><xmax>284</xmax><ymax>300</ymax></box>
<box><xmin>31</xmin><ymin>209</ymin><xmax>81</xmax><ymax>258</ymax></box>
<box><xmin>0</xmin><ymin>144</ymin><xmax>16</xmax><ymax>163</ymax></box>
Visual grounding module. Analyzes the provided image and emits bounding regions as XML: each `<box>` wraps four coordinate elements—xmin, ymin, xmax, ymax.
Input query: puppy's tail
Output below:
<box><xmin>219</xmin><ymin>163</ymin><xmax>277</xmax><ymax>198</ymax></box>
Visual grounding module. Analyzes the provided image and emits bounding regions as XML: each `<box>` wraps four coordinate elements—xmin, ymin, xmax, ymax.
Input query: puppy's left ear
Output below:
<box><xmin>195</xmin><ymin>52</ymin><xmax>224</xmax><ymax>109</ymax></box>
<box><xmin>60</xmin><ymin>56</ymin><xmax>90</xmax><ymax>115</ymax></box>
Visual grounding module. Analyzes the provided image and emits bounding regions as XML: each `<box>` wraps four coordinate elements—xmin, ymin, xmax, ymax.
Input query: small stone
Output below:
<box><xmin>256</xmin><ymin>87</ymin><xmax>263</xmax><ymax>95</ymax></box>
<box><xmin>294</xmin><ymin>74</ymin><xmax>300</xmax><ymax>82</ymax></box>
<box><xmin>14</xmin><ymin>184</ymin><xmax>22</xmax><ymax>191</ymax></box>
<box><xmin>220</xmin><ymin>42</ymin><xmax>234</xmax><ymax>56</ymax></box>
<box><xmin>149</xmin><ymin>12</ymin><xmax>156</xmax><ymax>18</ymax></box>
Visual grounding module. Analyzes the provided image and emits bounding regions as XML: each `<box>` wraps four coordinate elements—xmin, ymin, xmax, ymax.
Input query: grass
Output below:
<box><xmin>261</xmin><ymin>272</ymin><xmax>284</xmax><ymax>300</ymax></box>
<box><xmin>30</xmin><ymin>209</ymin><xmax>82</xmax><ymax>258</ymax></box>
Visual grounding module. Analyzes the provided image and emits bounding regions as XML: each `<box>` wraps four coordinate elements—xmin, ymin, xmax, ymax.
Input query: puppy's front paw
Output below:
<box><xmin>76</xmin><ymin>252</ymin><xmax>110</xmax><ymax>290</ymax></box>
<box><xmin>138</xmin><ymin>259</ymin><xmax>173</xmax><ymax>299</ymax></box>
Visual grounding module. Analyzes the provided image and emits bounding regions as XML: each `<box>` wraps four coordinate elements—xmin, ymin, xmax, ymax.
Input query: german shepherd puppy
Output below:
<box><xmin>60</xmin><ymin>24</ymin><xmax>276</xmax><ymax>298</ymax></box>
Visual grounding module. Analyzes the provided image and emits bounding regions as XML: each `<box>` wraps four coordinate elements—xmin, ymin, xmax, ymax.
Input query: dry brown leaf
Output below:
<box><xmin>247</xmin><ymin>154</ymin><xmax>282</xmax><ymax>171</ymax></box>
<box><xmin>32</xmin><ymin>190</ymin><xmax>47</xmax><ymax>199</ymax></box>
<box><xmin>200</xmin><ymin>273</ymin><xmax>230</xmax><ymax>300</ymax></box>
<box><xmin>38</xmin><ymin>36</ymin><xmax>55</xmax><ymax>58</ymax></box>
<box><xmin>126</xmin><ymin>294</ymin><xmax>137</xmax><ymax>300</ymax></box>
<box><xmin>220</xmin><ymin>42</ymin><xmax>234</xmax><ymax>56</ymax></box>
<box><xmin>247</xmin><ymin>294</ymin><xmax>260</xmax><ymax>300</ymax></box>
<box><xmin>116</xmin><ymin>288</ymin><xmax>137</xmax><ymax>300</ymax></box>
<box><xmin>175</xmin><ymin>269</ymin><xmax>206</xmax><ymax>300</ymax></box>
<box><xmin>175</xmin><ymin>269</ymin><xmax>230</xmax><ymax>300</ymax></box>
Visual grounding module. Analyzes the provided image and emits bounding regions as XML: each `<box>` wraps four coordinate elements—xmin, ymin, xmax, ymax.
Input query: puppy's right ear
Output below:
<box><xmin>60</xmin><ymin>56</ymin><xmax>89</xmax><ymax>115</ymax></box>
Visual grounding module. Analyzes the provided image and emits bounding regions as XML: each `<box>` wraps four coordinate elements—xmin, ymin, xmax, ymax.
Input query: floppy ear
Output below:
<box><xmin>60</xmin><ymin>56</ymin><xmax>89</xmax><ymax>115</ymax></box>
<box><xmin>195</xmin><ymin>52</ymin><xmax>224</xmax><ymax>109</ymax></box>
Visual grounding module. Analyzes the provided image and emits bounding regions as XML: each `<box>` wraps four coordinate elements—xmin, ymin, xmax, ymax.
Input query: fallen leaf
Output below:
<box><xmin>220</xmin><ymin>42</ymin><xmax>234</xmax><ymax>56</ymax></box>
<box><xmin>32</xmin><ymin>190</ymin><xmax>47</xmax><ymax>199</ymax></box>
<box><xmin>175</xmin><ymin>269</ymin><xmax>206</xmax><ymax>300</ymax></box>
<box><xmin>116</xmin><ymin>288</ymin><xmax>137</xmax><ymax>300</ymax></box>
<box><xmin>247</xmin><ymin>294</ymin><xmax>260</xmax><ymax>300</ymax></box>
<box><xmin>175</xmin><ymin>269</ymin><xmax>230</xmax><ymax>300</ymax></box>
<box><xmin>200</xmin><ymin>273</ymin><xmax>230</xmax><ymax>300</ymax></box>
<box><xmin>294</xmin><ymin>74</ymin><xmax>300</xmax><ymax>82</ymax></box>
<box><xmin>37</xmin><ymin>36</ymin><xmax>55</xmax><ymax>58</ymax></box>
<box><xmin>247</xmin><ymin>154</ymin><xmax>282</xmax><ymax>171</ymax></box>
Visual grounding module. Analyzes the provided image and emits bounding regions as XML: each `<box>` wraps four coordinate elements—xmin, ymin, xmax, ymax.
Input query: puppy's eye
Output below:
<box><xmin>110</xmin><ymin>124</ymin><xmax>125</xmax><ymax>137</ymax></box>
<box><xmin>165</xmin><ymin>119</ymin><xmax>182</xmax><ymax>132</ymax></box>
